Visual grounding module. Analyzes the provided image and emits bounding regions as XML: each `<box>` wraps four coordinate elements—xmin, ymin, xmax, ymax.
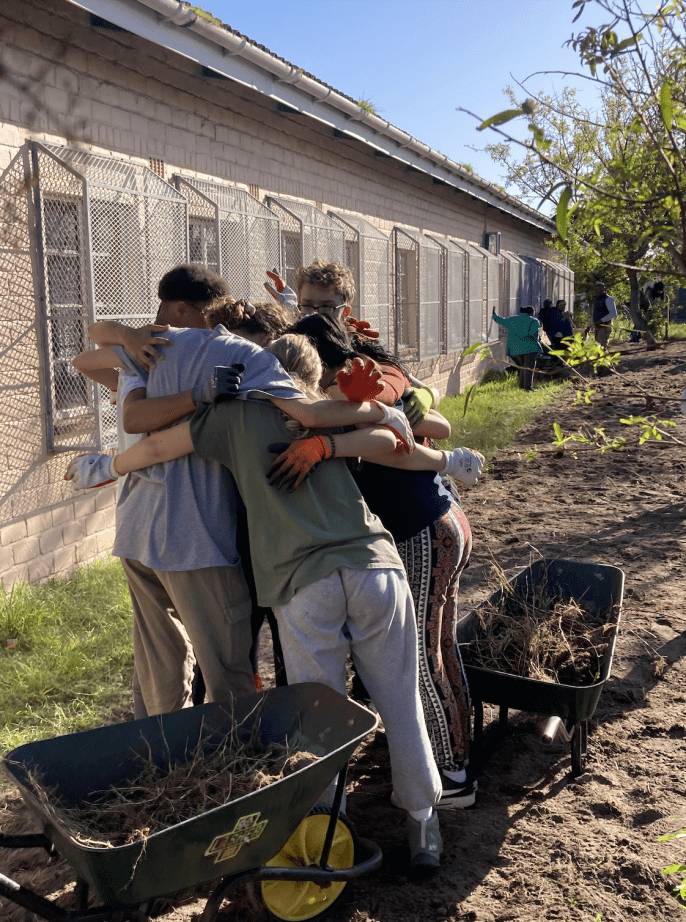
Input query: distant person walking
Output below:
<box><xmin>492</xmin><ymin>305</ymin><xmax>542</xmax><ymax>391</ymax></box>
<box><xmin>585</xmin><ymin>282</ymin><xmax>617</xmax><ymax>349</ymax></box>
<box><xmin>547</xmin><ymin>299</ymin><xmax>575</xmax><ymax>351</ymax></box>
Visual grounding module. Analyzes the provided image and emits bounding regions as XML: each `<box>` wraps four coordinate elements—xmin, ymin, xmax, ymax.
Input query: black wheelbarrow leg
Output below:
<box><xmin>570</xmin><ymin>720</ymin><xmax>588</xmax><ymax>777</ymax></box>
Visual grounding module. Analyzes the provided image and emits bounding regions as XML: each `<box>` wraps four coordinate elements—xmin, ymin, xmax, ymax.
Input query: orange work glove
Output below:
<box><xmin>336</xmin><ymin>357</ymin><xmax>384</xmax><ymax>402</ymax></box>
<box><xmin>347</xmin><ymin>316</ymin><xmax>380</xmax><ymax>339</ymax></box>
<box><xmin>263</xmin><ymin>269</ymin><xmax>298</xmax><ymax>311</ymax></box>
<box><xmin>267</xmin><ymin>435</ymin><xmax>332</xmax><ymax>491</ymax></box>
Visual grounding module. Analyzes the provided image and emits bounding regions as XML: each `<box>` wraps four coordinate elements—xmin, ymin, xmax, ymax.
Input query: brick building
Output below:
<box><xmin>0</xmin><ymin>0</ymin><xmax>573</xmax><ymax>588</ymax></box>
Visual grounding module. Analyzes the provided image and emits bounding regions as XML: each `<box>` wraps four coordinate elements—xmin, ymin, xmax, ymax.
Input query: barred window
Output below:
<box><xmin>31</xmin><ymin>142</ymin><xmax>188</xmax><ymax>451</ymax></box>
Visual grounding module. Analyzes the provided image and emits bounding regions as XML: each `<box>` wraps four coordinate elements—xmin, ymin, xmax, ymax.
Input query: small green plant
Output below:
<box><xmin>549</xmin><ymin>332</ymin><xmax>621</xmax><ymax>376</ymax></box>
<box><xmin>659</xmin><ymin>827</ymin><xmax>686</xmax><ymax>909</ymax></box>
<box><xmin>551</xmin><ymin>421</ymin><xmax>626</xmax><ymax>455</ymax></box>
<box><xmin>620</xmin><ymin>415</ymin><xmax>678</xmax><ymax>444</ymax></box>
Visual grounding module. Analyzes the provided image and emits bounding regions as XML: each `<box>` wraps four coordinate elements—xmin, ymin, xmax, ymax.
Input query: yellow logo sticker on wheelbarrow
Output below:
<box><xmin>205</xmin><ymin>812</ymin><xmax>269</xmax><ymax>864</ymax></box>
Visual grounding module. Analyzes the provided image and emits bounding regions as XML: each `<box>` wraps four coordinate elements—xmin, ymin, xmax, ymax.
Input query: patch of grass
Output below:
<box><xmin>437</xmin><ymin>372</ymin><xmax>567</xmax><ymax>459</ymax></box>
<box><xmin>0</xmin><ymin>557</ymin><xmax>134</xmax><ymax>755</ymax></box>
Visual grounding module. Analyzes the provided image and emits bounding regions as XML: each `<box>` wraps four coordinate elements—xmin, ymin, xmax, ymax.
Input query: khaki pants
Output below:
<box><xmin>123</xmin><ymin>558</ymin><xmax>254</xmax><ymax>716</ymax></box>
<box><xmin>593</xmin><ymin>324</ymin><xmax>612</xmax><ymax>349</ymax></box>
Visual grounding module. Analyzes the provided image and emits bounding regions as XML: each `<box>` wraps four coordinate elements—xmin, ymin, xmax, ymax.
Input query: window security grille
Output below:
<box><xmin>391</xmin><ymin>227</ymin><xmax>441</xmax><ymax>361</ymax></box>
<box><xmin>31</xmin><ymin>143</ymin><xmax>188</xmax><ymax>451</ymax></box>
<box><xmin>427</xmin><ymin>236</ymin><xmax>466</xmax><ymax>355</ymax></box>
<box><xmin>454</xmin><ymin>241</ymin><xmax>486</xmax><ymax>348</ymax></box>
<box><xmin>519</xmin><ymin>255</ymin><xmax>545</xmax><ymax>311</ymax></box>
<box><xmin>461</xmin><ymin>242</ymin><xmax>501</xmax><ymax>343</ymax></box>
<box><xmin>329</xmin><ymin>212</ymin><xmax>391</xmax><ymax>346</ymax></box>
<box><xmin>500</xmin><ymin>251</ymin><xmax>524</xmax><ymax>317</ymax></box>
<box><xmin>177</xmin><ymin>178</ymin><xmax>281</xmax><ymax>300</ymax></box>
<box><xmin>265</xmin><ymin>198</ymin><xmax>345</xmax><ymax>292</ymax></box>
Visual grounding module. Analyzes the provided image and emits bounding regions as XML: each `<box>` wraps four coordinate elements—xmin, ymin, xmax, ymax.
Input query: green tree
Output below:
<box><xmin>463</xmin><ymin>0</ymin><xmax>686</xmax><ymax>339</ymax></box>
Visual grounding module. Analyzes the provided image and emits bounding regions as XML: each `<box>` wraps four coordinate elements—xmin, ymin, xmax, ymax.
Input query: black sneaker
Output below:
<box><xmin>436</xmin><ymin>776</ymin><xmax>477</xmax><ymax>809</ymax></box>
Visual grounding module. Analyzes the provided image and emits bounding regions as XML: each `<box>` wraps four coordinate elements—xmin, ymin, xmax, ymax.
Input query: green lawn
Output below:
<box><xmin>436</xmin><ymin>370</ymin><xmax>568</xmax><ymax>459</ymax></box>
<box><xmin>0</xmin><ymin>558</ymin><xmax>134</xmax><ymax>754</ymax></box>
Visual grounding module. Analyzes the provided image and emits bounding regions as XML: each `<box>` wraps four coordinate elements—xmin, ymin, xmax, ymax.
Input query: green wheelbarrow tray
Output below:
<box><xmin>456</xmin><ymin>559</ymin><xmax>624</xmax><ymax>775</ymax></box>
<box><xmin>2</xmin><ymin>682</ymin><xmax>378</xmax><ymax>910</ymax></box>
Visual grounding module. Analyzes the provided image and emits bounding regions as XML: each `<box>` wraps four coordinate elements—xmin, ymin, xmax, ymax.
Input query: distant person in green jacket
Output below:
<box><xmin>492</xmin><ymin>305</ymin><xmax>542</xmax><ymax>391</ymax></box>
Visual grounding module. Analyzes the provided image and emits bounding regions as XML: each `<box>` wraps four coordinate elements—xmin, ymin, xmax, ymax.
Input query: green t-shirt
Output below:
<box><xmin>190</xmin><ymin>400</ymin><xmax>403</xmax><ymax>608</ymax></box>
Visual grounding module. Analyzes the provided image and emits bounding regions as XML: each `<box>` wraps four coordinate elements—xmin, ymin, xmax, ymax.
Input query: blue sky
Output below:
<box><xmin>200</xmin><ymin>0</ymin><xmax>605</xmax><ymax>197</ymax></box>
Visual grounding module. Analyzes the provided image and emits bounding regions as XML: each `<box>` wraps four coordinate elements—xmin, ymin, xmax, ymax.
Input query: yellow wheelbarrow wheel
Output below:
<box><xmin>261</xmin><ymin>807</ymin><xmax>356</xmax><ymax>921</ymax></box>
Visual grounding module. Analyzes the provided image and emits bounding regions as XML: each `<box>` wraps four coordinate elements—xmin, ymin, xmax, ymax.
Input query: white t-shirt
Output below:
<box><xmin>114</xmin><ymin>370</ymin><xmax>145</xmax><ymax>497</ymax></box>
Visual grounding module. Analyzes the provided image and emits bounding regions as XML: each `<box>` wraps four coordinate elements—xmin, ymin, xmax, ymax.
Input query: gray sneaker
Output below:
<box><xmin>406</xmin><ymin>810</ymin><xmax>442</xmax><ymax>871</ymax></box>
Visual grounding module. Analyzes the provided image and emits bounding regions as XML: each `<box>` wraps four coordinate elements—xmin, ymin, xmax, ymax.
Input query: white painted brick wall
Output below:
<box><xmin>0</xmin><ymin>0</ymin><xmax>566</xmax><ymax>587</ymax></box>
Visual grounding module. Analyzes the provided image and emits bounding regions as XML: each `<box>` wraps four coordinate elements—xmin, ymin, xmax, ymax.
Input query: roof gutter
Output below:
<box><xmin>67</xmin><ymin>0</ymin><xmax>555</xmax><ymax>233</ymax></box>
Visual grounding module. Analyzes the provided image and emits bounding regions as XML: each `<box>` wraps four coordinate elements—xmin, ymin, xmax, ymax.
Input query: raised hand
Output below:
<box><xmin>264</xmin><ymin>269</ymin><xmax>298</xmax><ymax>311</ymax></box>
<box><xmin>336</xmin><ymin>358</ymin><xmax>384</xmax><ymax>402</ymax></box>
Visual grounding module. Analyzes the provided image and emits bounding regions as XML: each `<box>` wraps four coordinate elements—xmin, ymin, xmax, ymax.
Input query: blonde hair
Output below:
<box><xmin>295</xmin><ymin>259</ymin><xmax>355</xmax><ymax>305</ymax></box>
<box><xmin>266</xmin><ymin>334</ymin><xmax>327</xmax><ymax>437</ymax></box>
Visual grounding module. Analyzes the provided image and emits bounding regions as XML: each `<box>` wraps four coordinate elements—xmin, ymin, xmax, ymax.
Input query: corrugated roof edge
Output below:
<box><xmin>84</xmin><ymin>0</ymin><xmax>556</xmax><ymax>233</ymax></box>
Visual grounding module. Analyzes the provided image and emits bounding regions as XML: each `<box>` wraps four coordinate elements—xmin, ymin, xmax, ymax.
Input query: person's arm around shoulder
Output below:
<box><xmin>89</xmin><ymin>321</ymin><xmax>171</xmax><ymax>372</ymax></box>
<box><xmin>72</xmin><ymin>346</ymin><xmax>121</xmax><ymax>390</ymax></box>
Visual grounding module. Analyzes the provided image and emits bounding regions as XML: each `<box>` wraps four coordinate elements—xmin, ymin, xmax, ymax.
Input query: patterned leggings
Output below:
<box><xmin>396</xmin><ymin>500</ymin><xmax>472</xmax><ymax>771</ymax></box>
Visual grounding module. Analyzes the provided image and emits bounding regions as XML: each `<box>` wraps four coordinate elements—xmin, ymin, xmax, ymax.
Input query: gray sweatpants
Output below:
<box><xmin>122</xmin><ymin>558</ymin><xmax>254</xmax><ymax>716</ymax></box>
<box><xmin>273</xmin><ymin>566</ymin><xmax>442</xmax><ymax>813</ymax></box>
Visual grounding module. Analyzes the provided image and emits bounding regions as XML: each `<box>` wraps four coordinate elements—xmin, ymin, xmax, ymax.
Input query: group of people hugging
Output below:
<box><xmin>66</xmin><ymin>260</ymin><xmax>485</xmax><ymax>871</ymax></box>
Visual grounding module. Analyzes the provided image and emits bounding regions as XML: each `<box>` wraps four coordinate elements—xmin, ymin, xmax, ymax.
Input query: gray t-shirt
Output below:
<box><xmin>112</xmin><ymin>325</ymin><xmax>303</xmax><ymax>571</ymax></box>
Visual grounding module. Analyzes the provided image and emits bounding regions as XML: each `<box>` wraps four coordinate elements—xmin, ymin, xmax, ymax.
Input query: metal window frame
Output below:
<box><xmin>426</xmin><ymin>235</ymin><xmax>466</xmax><ymax>354</ymax></box>
<box><xmin>391</xmin><ymin>226</ymin><xmax>441</xmax><ymax>361</ymax></box>
<box><xmin>31</xmin><ymin>141</ymin><xmax>188</xmax><ymax>452</ymax></box>
<box><xmin>176</xmin><ymin>176</ymin><xmax>282</xmax><ymax>299</ymax></box>
<box><xmin>329</xmin><ymin>211</ymin><xmax>391</xmax><ymax>346</ymax></box>
<box><xmin>265</xmin><ymin>196</ymin><xmax>346</xmax><ymax>292</ymax></box>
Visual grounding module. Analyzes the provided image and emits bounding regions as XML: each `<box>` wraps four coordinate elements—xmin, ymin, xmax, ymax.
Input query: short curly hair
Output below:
<box><xmin>206</xmin><ymin>298</ymin><xmax>292</xmax><ymax>340</ymax></box>
<box><xmin>295</xmin><ymin>260</ymin><xmax>355</xmax><ymax>305</ymax></box>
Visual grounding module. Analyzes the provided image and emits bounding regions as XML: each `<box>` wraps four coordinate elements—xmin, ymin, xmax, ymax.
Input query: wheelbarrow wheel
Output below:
<box><xmin>261</xmin><ymin>806</ymin><xmax>357</xmax><ymax>921</ymax></box>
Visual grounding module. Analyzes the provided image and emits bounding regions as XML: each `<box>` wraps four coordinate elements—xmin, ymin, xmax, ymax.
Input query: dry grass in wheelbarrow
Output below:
<box><xmin>22</xmin><ymin>709</ymin><xmax>318</xmax><ymax>849</ymax></box>
<box><xmin>461</xmin><ymin>563</ymin><xmax>619</xmax><ymax>686</ymax></box>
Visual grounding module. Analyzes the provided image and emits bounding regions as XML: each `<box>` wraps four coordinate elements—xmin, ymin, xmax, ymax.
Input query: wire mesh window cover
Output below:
<box><xmin>426</xmin><ymin>236</ymin><xmax>466</xmax><ymax>355</ymax></box>
<box><xmin>177</xmin><ymin>177</ymin><xmax>281</xmax><ymax>301</ymax></box>
<box><xmin>32</xmin><ymin>143</ymin><xmax>188</xmax><ymax>452</ymax></box>
<box><xmin>519</xmin><ymin>256</ymin><xmax>545</xmax><ymax>311</ymax></box>
<box><xmin>329</xmin><ymin>212</ymin><xmax>390</xmax><ymax>346</ymax></box>
<box><xmin>452</xmin><ymin>242</ymin><xmax>486</xmax><ymax>348</ymax></box>
<box><xmin>392</xmin><ymin>227</ymin><xmax>441</xmax><ymax>361</ymax></box>
<box><xmin>501</xmin><ymin>251</ymin><xmax>524</xmax><ymax>317</ymax></box>
<box><xmin>265</xmin><ymin>197</ymin><xmax>346</xmax><ymax>292</ymax></box>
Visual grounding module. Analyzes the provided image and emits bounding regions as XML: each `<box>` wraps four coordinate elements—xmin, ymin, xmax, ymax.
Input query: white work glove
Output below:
<box><xmin>371</xmin><ymin>401</ymin><xmax>415</xmax><ymax>453</ymax></box>
<box><xmin>64</xmin><ymin>453</ymin><xmax>119</xmax><ymax>489</ymax></box>
<box><xmin>440</xmin><ymin>447</ymin><xmax>485</xmax><ymax>486</ymax></box>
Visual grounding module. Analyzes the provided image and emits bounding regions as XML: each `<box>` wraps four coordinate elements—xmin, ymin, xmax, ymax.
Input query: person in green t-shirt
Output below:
<box><xmin>492</xmin><ymin>305</ymin><xmax>543</xmax><ymax>390</ymax></box>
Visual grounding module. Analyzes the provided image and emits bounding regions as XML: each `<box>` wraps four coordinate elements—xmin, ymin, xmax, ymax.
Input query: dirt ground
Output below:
<box><xmin>2</xmin><ymin>342</ymin><xmax>686</xmax><ymax>922</ymax></box>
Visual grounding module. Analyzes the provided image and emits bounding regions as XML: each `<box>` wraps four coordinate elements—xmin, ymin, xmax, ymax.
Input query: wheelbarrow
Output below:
<box><xmin>456</xmin><ymin>559</ymin><xmax>624</xmax><ymax>776</ymax></box>
<box><xmin>0</xmin><ymin>682</ymin><xmax>382</xmax><ymax>921</ymax></box>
